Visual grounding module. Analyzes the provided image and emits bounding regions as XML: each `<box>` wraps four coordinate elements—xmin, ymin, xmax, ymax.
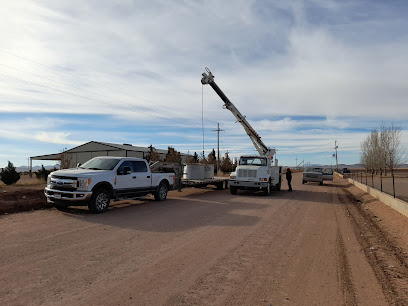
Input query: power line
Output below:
<box><xmin>0</xmin><ymin>49</ymin><xmax>221</xmax><ymax>126</ymax></box>
<box><xmin>0</xmin><ymin>72</ymin><xmax>206</xmax><ymax>128</ymax></box>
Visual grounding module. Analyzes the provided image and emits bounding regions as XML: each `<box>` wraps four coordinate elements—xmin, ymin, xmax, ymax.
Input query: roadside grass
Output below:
<box><xmin>0</xmin><ymin>174</ymin><xmax>46</xmax><ymax>188</ymax></box>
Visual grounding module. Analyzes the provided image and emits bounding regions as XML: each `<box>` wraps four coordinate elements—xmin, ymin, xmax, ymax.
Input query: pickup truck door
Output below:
<box><xmin>116</xmin><ymin>161</ymin><xmax>151</xmax><ymax>193</ymax></box>
<box><xmin>115</xmin><ymin>161</ymin><xmax>136</xmax><ymax>191</ymax></box>
<box><xmin>322</xmin><ymin>168</ymin><xmax>334</xmax><ymax>181</ymax></box>
<box><xmin>131</xmin><ymin>161</ymin><xmax>151</xmax><ymax>190</ymax></box>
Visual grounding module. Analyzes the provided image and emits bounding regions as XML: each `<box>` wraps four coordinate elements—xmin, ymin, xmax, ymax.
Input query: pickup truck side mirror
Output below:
<box><xmin>76</xmin><ymin>163</ymin><xmax>81</xmax><ymax>168</ymax></box>
<box><xmin>117</xmin><ymin>166</ymin><xmax>132</xmax><ymax>175</ymax></box>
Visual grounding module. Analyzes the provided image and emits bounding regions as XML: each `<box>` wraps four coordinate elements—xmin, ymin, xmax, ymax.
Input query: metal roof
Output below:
<box><xmin>30</xmin><ymin>141</ymin><xmax>186</xmax><ymax>160</ymax></box>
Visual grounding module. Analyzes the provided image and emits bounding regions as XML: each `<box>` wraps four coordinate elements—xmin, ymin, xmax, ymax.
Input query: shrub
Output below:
<box><xmin>0</xmin><ymin>161</ymin><xmax>21</xmax><ymax>185</ymax></box>
<box><xmin>35</xmin><ymin>165</ymin><xmax>51</xmax><ymax>181</ymax></box>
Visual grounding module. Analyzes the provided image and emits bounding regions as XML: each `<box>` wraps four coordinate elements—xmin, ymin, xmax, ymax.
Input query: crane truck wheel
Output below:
<box><xmin>263</xmin><ymin>181</ymin><xmax>271</xmax><ymax>196</ymax></box>
<box><xmin>230</xmin><ymin>186</ymin><xmax>238</xmax><ymax>195</ymax></box>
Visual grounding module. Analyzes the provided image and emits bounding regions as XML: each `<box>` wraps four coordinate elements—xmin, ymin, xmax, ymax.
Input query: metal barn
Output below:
<box><xmin>30</xmin><ymin>141</ymin><xmax>185</xmax><ymax>172</ymax></box>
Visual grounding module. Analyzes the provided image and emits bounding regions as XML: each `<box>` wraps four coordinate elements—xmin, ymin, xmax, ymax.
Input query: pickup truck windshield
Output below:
<box><xmin>80</xmin><ymin>158</ymin><xmax>120</xmax><ymax>170</ymax></box>
<box><xmin>305</xmin><ymin>167</ymin><xmax>323</xmax><ymax>173</ymax></box>
<box><xmin>239</xmin><ymin>157</ymin><xmax>267</xmax><ymax>166</ymax></box>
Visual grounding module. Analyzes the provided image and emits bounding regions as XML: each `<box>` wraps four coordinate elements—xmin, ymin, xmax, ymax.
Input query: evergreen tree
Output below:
<box><xmin>35</xmin><ymin>165</ymin><xmax>51</xmax><ymax>181</ymax></box>
<box><xmin>220</xmin><ymin>153</ymin><xmax>234</xmax><ymax>173</ymax></box>
<box><xmin>0</xmin><ymin>161</ymin><xmax>21</xmax><ymax>185</ymax></box>
<box><xmin>208</xmin><ymin>148</ymin><xmax>216</xmax><ymax>164</ymax></box>
<box><xmin>193</xmin><ymin>152</ymin><xmax>199</xmax><ymax>163</ymax></box>
<box><xmin>146</xmin><ymin>145</ymin><xmax>162</xmax><ymax>162</ymax></box>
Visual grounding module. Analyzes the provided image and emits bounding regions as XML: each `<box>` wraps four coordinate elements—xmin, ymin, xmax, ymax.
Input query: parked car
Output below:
<box><xmin>302</xmin><ymin>167</ymin><xmax>333</xmax><ymax>185</ymax></box>
<box><xmin>341</xmin><ymin>168</ymin><xmax>351</xmax><ymax>174</ymax></box>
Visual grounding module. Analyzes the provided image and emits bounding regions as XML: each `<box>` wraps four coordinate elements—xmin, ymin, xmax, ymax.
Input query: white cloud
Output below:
<box><xmin>0</xmin><ymin>0</ymin><xmax>407</xmax><ymax>167</ymax></box>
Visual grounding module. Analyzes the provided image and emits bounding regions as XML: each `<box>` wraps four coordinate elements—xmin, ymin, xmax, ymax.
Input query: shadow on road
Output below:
<box><xmin>56</xmin><ymin>179</ymin><xmax>349</xmax><ymax>233</ymax></box>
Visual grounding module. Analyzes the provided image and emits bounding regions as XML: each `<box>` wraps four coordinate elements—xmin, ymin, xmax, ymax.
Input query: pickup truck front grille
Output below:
<box><xmin>305</xmin><ymin>173</ymin><xmax>319</xmax><ymax>178</ymax></box>
<box><xmin>52</xmin><ymin>175</ymin><xmax>78</xmax><ymax>180</ymax></box>
<box><xmin>50</xmin><ymin>184</ymin><xmax>77</xmax><ymax>192</ymax></box>
<box><xmin>237</xmin><ymin>169</ymin><xmax>257</xmax><ymax>178</ymax></box>
<box><xmin>49</xmin><ymin>176</ymin><xmax>77</xmax><ymax>191</ymax></box>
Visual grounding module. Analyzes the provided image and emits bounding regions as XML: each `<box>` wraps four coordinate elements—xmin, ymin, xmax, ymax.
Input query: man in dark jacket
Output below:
<box><xmin>286</xmin><ymin>168</ymin><xmax>292</xmax><ymax>191</ymax></box>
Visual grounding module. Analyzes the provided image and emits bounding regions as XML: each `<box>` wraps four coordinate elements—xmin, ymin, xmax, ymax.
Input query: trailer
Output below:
<box><xmin>150</xmin><ymin>161</ymin><xmax>229</xmax><ymax>191</ymax></box>
<box><xmin>181</xmin><ymin>177</ymin><xmax>229</xmax><ymax>190</ymax></box>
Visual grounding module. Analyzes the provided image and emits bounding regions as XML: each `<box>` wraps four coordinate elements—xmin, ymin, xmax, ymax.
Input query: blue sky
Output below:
<box><xmin>1</xmin><ymin>0</ymin><xmax>407</xmax><ymax>168</ymax></box>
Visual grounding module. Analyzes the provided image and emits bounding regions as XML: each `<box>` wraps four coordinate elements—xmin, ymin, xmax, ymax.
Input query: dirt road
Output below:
<box><xmin>1</xmin><ymin>173</ymin><xmax>408</xmax><ymax>305</ymax></box>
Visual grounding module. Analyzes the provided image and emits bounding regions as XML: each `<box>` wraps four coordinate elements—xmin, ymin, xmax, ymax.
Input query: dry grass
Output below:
<box><xmin>0</xmin><ymin>174</ymin><xmax>46</xmax><ymax>189</ymax></box>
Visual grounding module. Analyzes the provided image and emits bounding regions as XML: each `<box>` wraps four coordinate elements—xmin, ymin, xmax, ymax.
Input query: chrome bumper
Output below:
<box><xmin>303</xmin><ymin>177</ymin><xmax>322</xmax><ymax>182</ymax></box>
<box><xmin>229</xmin><ymin>180</ymin><xmax>268</xmax><ymax>188</ymax></box>
<box><xmin>44</xmin><ymin>188</ymin><xmax>93</xmax><ymax>201</ymax></box>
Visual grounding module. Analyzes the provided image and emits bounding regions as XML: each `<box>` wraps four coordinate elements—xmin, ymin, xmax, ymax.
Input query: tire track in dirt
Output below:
<box><xmin>335</xmin><ymin>221</ymin><xmax>358</xmax><ymax>305</ymax></box>
<box><xmin>337</xmin><ymin>187</ymin><xmax>408</xmax><ymax>305</ymax></box>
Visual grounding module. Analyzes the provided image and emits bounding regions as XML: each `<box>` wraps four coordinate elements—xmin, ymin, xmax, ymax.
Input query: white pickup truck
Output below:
<box><xmin>44</xmin><ymin>157</ymin><xmax>175</xmax><ymax>213</ymax></box>
<box><xmin>302</xmin><ymin>167</ymin><xmax>334</xmax><ymax>185</ymax></box>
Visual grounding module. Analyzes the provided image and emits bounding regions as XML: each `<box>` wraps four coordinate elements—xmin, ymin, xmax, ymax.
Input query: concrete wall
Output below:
<box><xmin>348</xmin><ymin>178</ymin><xmax>408</xmax><ymax>218</ymax></box>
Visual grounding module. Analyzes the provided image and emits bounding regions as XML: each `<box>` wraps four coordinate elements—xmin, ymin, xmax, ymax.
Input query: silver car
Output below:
<box><xmin>302</xmin><ymin>167</ymin><xmax>333</xmax><ymax>185</ymax></box>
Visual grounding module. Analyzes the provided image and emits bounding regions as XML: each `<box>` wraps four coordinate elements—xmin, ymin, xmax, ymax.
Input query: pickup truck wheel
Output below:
<box><xmin>302</xmin><ymin>180</ymin><xmax>305</xmax><ymax>184</ymax></box>
<box><xmin>88</xmin><ymin>188</ymin><xmax>110</xmax><ymax>213</ymax></box>
<box><xmin>230</xmin><ymin>186</ymin><xmax>237</xmax><ymax>195</ymax></box>
<box><xmin>319</xmin><ymin>181</ymin><xmax>323</xmax><ymax>185</ymax></box>
<box><xmin>154</xmin><ymin>183</ymin><xmax>168</xmax><ymax>201</ymax></box>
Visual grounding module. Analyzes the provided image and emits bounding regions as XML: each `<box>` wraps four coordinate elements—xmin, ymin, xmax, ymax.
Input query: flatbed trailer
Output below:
<box><xmin>181</xmin><ymin>177</ymin><xmax>229</xmax><ymax>190</ymax></box>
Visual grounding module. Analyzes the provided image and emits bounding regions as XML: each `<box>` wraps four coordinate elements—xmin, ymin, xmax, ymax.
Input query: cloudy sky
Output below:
<box><xmin>1</xmin><ymin>0</ymin><xmax>407</xmax><ymax>168</ymax></box>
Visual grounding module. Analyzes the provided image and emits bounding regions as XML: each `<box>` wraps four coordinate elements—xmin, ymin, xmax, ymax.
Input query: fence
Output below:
<box><xmin>350</xmin><ymin>169</ymin><xmax>408</xmax><ymax>202</ymax></box>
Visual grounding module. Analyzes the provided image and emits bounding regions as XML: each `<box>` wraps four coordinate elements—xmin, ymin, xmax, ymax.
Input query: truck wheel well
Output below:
<box><xmin>159</xmin><ymin>179</ymin><xmax>169</xmax><ymax>187</ymax></box>
<box><xmin>92</xmin><ymin>182</ymin><xmax>114</xmax><ymax>197</ymax></box>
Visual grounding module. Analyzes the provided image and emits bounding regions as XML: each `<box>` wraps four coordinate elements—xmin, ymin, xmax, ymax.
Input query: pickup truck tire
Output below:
<box><xmin>230</xmin><ymin>186</ymin><xmax>237</xmax><ymax>195</ymax></box>
<box><xmin>88</xmin><ymin>188</ymin><xmax>110</xmax><ymax>213</ymax></box>
<box><xmin>154</xmin><ymin>183</ymin><xmax>168</xmax><ymax>201</ymax></box>
<box><xmin>319</xmin><ymin>181</ymin><xmax>323</xmax><ymax>186</ymax></box>
<box><xmin>302</xmin><ymin>180</ymin><xmax>305</xmax><ymax>184</ymax></box>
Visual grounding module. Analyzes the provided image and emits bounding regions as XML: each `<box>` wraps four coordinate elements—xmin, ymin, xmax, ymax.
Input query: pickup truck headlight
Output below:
<box><xmin>47</xmin><ymin>175</ymin><xmax>51</xmax><ymax>185</ymax></box>
<box><xmin>77</xmin><ymin>178</ymin><xmax>91</xmax><ymax>191</ymax></box>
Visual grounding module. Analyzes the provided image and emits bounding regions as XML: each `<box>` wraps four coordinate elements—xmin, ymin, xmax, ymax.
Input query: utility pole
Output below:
<box><xmin>212</xmin><ymin>123</ymin><xmax>224</xmax><ymax>172</ymax></box>
<box><xmin>334</xmin><ymin>140</ymin><xmax>339</xmax><ymax>172</ymax></box>
<box><xmin>295</xmin><ymin>157</ymin><xmax>298</xmax><ymax>170</ymax></box>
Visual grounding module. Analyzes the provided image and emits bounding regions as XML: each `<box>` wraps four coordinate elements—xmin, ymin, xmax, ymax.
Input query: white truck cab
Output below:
<box><xmin>44</xmin><ymin>156</ymin><xmax>175</xmax><ymax>213</ymax></box>
<box><xmin>229</xmin><ymin>156</ymin><xmax>282</xmax><ymax>195</ymax></box>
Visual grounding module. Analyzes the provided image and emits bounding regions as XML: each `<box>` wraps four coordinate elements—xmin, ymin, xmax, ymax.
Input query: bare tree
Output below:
<box><xmin>164</xmin><ymin>147</ymin><xmax>181</xmax><ymax>163</ymax></box>
<box><xmin>60</xmin><ymin>148</ymin><xmax>72</xmax><ymax>169</ymax></box>
<box><xmin>381</xmin><ymin>123</ymin><xmax>406</xmax><ymax>173</ymax></box>
<box><xmin>361</xmin><ymin>123</ymin><xmax>406</xmax><ymax>174</ymax></box>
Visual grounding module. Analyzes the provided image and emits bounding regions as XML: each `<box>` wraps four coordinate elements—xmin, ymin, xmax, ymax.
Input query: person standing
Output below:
<box><xmin>286</xmin><ymin>168</ymin><xmax>292</xmax><ymax>191</ymax></box>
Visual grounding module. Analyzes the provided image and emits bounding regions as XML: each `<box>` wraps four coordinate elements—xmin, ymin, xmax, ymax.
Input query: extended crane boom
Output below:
<box><xmin>201</xmin><ymin>67</ymin><xmax>275</xmax><ymax>157</ymax></box>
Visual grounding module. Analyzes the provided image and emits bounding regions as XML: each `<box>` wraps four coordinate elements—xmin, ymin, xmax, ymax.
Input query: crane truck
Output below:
<box><xmin>201</xmin><ymin>67</ymin><xmax>282</xmax><ymax>195</ymax></box>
